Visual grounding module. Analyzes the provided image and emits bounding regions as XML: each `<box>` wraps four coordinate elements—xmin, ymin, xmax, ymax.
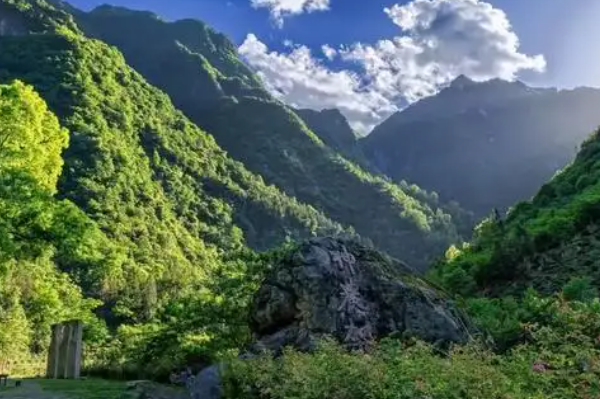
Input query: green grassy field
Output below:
<box><xmin>0</xmin><ymin>378</ymin><xmax>188</xmax><ymax>399</ymax></box>
<box><xmin>37</xmin><ymin>379</ymin><xmax>130</xmax><ymax>399</ymax></box>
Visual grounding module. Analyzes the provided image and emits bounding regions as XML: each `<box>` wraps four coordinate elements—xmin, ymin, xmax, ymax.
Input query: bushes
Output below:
<box><xmin>224</xmin><ymin>340</ymin><xmax>514</xmax><ymax>399</ymax></box>
<box><xmin>432</xmin><ymin>129</ymin><xmax>600</xmax><ymax>296</ymax></box>
<box><xmin>83</xmin><ymin>246</ymin><xmax>285</xmax><ymax>380</ymax></box>
<box><xmin>562</xmin><ymin>277</ymin><xmax>599</xmax><ymax>303</ymax></box>
<box><xmin>223</xmin><ymin>294</ymin><xmax>600</xmax><ymax>399</ymax></box>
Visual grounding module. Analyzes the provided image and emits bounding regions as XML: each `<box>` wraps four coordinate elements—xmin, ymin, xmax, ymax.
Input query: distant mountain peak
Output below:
<box><xmin>90</xmin><ymin>4</ymin><xmax>162</xmax><ymax>20</ymax></box>
<box><xmin>380</xmin><ymin>76</ymin><xmax>540</xmax><ymax>129</ymax></box>
<box><xmin>295</xmin><ymin>108</ymin><xmax>358</xmax><ymax>146</ymax></box>
<box><xmin>449</xmin><ymin>74</ymin><xmax>477</xmax><ymax>89</ymax></box>
<box><xmin>447</xmin><ymin>75</ymin><xmax>529</xmax><ymax>93</ymax></box>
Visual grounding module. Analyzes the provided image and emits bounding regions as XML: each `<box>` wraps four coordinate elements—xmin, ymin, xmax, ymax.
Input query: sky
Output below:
<box><xmin>64</xmin><ymin>0</ymin><xmax>600</xmax><ymax>133</ymax></box>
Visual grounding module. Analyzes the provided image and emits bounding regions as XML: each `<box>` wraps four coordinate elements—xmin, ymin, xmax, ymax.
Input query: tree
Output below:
<box><xmin>0</xmin><ymin>80</ymin><xmax>69</xmax><ymax>193</ymax></box>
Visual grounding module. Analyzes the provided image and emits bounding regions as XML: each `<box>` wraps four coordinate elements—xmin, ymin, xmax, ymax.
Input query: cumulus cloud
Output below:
<box><xmin>239</xmin><ymin>34</ymin><xmax>396</xmax><ymax>133</ymax></box>
<box><xmin>321</xmin><ymin>44</ymin><xmax>337</xmax><ymax>61</ymax></box>
<box><xmin>240</xmin><ymin>0</ymin><xmax>546</xmax><ymax>133</ymax></box>
<box><xmin>251</xmin><ymin>0</ymin><xmax>330</xmax><ymax>27</ymax></box>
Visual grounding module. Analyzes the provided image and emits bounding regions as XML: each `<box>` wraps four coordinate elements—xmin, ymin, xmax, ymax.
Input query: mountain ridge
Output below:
<box><xmin>433</xmin><ymin>127</ymin><xmax>600</xmax><ymax>297</ymax></box>
<box><xmin>67</xmin><ymin>3</ymin><xmax>466</xmax><ymax>269</ymax></box>
<box><xmin>361</xmin><ymin>76</ymin><xmax>600</xmax><ymax>215</ymax></box>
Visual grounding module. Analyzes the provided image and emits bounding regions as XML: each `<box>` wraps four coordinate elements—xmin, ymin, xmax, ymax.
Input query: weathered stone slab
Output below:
<box><xmin>46</xmin><ymin>320</ymin><xmax>83</xmax><ymax>379</ymax></box>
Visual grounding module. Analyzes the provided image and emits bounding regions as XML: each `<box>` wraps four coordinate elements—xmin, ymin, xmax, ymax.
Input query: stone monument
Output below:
<box><xmin>46</xmin><ymin>320</ymin><xmax>83</xmax><ymax>379</ymax></box>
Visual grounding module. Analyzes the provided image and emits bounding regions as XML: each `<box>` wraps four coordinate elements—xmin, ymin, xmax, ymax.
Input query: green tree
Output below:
<box><xmin>0</xmin><ymin>80</ymin><xmax>69</xmax><ymax>193</ymax></box>
<box><xmin>0</xmin><ymin>81</ymin><xmax>101</xmax><ymax>361</ymax></box>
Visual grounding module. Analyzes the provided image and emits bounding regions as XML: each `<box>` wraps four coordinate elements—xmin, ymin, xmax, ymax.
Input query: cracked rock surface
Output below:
<box><xmin>250</xmin><ymin>237</ymin><xmax>471</xmax><ymax>353</ymax></box>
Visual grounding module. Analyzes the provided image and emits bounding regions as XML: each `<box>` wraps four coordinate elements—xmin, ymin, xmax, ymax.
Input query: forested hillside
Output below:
<box><xmin>362</xmin><ymin>75</ymin><xmax>600</xmax><ymax>216</ymax></box>
<box><xmin>433</xmin><ymin>127</ymin><xmax>600</xmax><ymax>298</ymax></box>
<box><xmin>69</xmin><ymin>4</ymin><xmax>466</xmax><ymax>269</ymax></box>
<box><xmin>0</xmin><ymin>0</ymin><xmax>353</xmax><ymax>367</ymax></box>
<box><xmin>294</xmin><ymin>108</ymin><xmax>369</xmax><ymax>167</ymax></box>
<box><xmin>0</xmin><ymin>80</ymin><xmax>103</xmax><ymax>364</ymax></box>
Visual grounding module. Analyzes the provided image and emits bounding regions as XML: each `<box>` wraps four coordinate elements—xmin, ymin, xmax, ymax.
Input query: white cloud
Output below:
<box><xmin>251</xmin><ymin>0</ymin><xmax>330</xmax><ymax>27</ymax></box>
<box><xmin>239</xmin><ymin>34</ymin><xmax>396</xmax><ymax>133</ymax></box>
<box><xmin>240</xmin><ymin>0</ymin><xmax>546</xmax><ymax>133</ymax></box>
<box><xmin>321</xmin><ymin>44</ymin><xmax>337</xmax><ymax>61</ymax></box>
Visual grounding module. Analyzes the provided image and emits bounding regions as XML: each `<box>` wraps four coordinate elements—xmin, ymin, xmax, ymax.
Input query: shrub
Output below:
<box><xmin>223</xmin><ymin>294</ymin><xmax>600</xmax><ymax>399</ymax></box>
<box><xmin>562</xmin><ymin>277</ymin><xmax>599</xmax><ymax>303</ymax></box>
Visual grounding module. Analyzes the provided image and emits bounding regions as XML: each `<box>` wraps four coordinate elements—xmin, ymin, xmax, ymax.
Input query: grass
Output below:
<box><xmin>37</xmin><ymin>378</ymin><xmax>130</xmax><ymax>399</ymax></box>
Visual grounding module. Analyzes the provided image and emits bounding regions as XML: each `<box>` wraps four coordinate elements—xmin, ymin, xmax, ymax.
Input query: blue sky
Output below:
<box><xmin>63</xmin><ymin>0</ymin><xmax>600</xmax><ymax>132</ymax></box>
<box><xmin>63</xmin><ymin>0</ymin><xmax>594</xmax><ymax>84</ymax></box>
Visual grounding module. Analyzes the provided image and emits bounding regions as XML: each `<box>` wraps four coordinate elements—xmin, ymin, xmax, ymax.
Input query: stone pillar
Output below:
<box><xmin>46</xmin><ymin>320</ymin><xmax>83</xmax><ymax>379</ymax></box>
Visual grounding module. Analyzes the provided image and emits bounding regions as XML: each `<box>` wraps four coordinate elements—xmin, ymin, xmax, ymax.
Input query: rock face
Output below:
<box><xmin>250</xmin><ymin>237</ymin><xmax>471</xmax><ymax>353</ymax></box>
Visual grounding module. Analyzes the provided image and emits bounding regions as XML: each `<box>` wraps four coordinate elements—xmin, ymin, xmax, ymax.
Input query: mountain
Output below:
<box><xmin>0</xmin><ymin>0</ymin><xmax>352</xmax><ymax>325</ymax></box>
<box><xmin>294</xmin><ymin>108</ymin><xmax>369</xmax><ymax>166</ymax></box>
<box><xmin>63</xmin><ymin>4</ymin><xmax>466</xmax><ymax>269</ymax></box>
<box><xmin>433</xmin><ymin>126</ymin><xmax>600</xmax><ymax>297</ymax></box>
<box><xmin>3</xmin><ymin>1</ymin><xmax>600</xmax><ymax>391</ymax></box>
<box><xmin>362</xmin><ymin>75</ymin><xmax>600</xmax><ymax>216</ymax></box>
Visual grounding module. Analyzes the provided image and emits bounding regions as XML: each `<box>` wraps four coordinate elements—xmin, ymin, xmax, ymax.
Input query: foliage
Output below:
<box><xmin>85</xmin><ymin>246</ymin><xmax>288</xmax><ymax>380</ymax></box>
<box><xmin>0</xmin><ymin>81</ymin><xmax>101</xmax><ymax>364</ymax></box>
<box><xmin>224</xmin><ymin>293</ymin><xmax>600</xmax><ymax>399</ymax></box>
<box><xmin>432</xmin><ymin>129</ymin><xmax>600</xmax><ymax>296</ymax></box>
<box><xmin>0</xmin><ymin>80</ymin><xmax>68</xmax><ymax>192</ymax></box>
<box><xmin>562</xmin><ymin>277</ymin><xmax>599</xmax><ymax>303</ymax></box>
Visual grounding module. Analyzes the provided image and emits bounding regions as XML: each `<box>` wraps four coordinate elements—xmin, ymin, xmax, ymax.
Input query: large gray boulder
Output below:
<box><xmin>250</xmin><ymin>237</ymin><xmax>471</xmax><ymax>353</ymax></box>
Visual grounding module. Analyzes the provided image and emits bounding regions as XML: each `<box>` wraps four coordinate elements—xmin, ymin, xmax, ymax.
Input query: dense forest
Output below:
<box><xmin>0</xmin><ymin>0</ymin><xmax>349</xmax><ymax>374</ymax></box>
<box><xmin>0</xmin><ymin>0</ymin><xmax>598</xmax><ymax>398</ymax></box>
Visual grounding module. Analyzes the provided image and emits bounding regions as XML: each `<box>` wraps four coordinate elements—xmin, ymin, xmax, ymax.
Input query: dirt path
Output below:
<box><xmin>0</xmin><ymin>381</ymin><xmax>65</xmax><ymax>399</ymax></box>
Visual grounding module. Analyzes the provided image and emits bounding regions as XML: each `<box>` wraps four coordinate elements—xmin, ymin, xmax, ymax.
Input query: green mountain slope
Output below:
<box><xmin>293</xmin><ymin>108</ymin><xmax>370</xmax><ymax>167</ymax></box>
<box><xmin>0</xmin><ymin>0</ymin><xmax>348</xmax><ymax>322</ymax></box>
<box><xmin>69</xmin><ymin>5</ymin><xmax>464</xmax><ymax>269</ymax></box>
<box><xmin>433</xmin><ymin>128</ymin><xmax>600</xmax><ymax>297</ymax></box>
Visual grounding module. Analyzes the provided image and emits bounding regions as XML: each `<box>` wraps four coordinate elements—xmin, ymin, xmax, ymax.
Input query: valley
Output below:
<box><xmin>0</xmin><ymin>0</ymin><xmax>598</xmax><ymax>398</ymax></box>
